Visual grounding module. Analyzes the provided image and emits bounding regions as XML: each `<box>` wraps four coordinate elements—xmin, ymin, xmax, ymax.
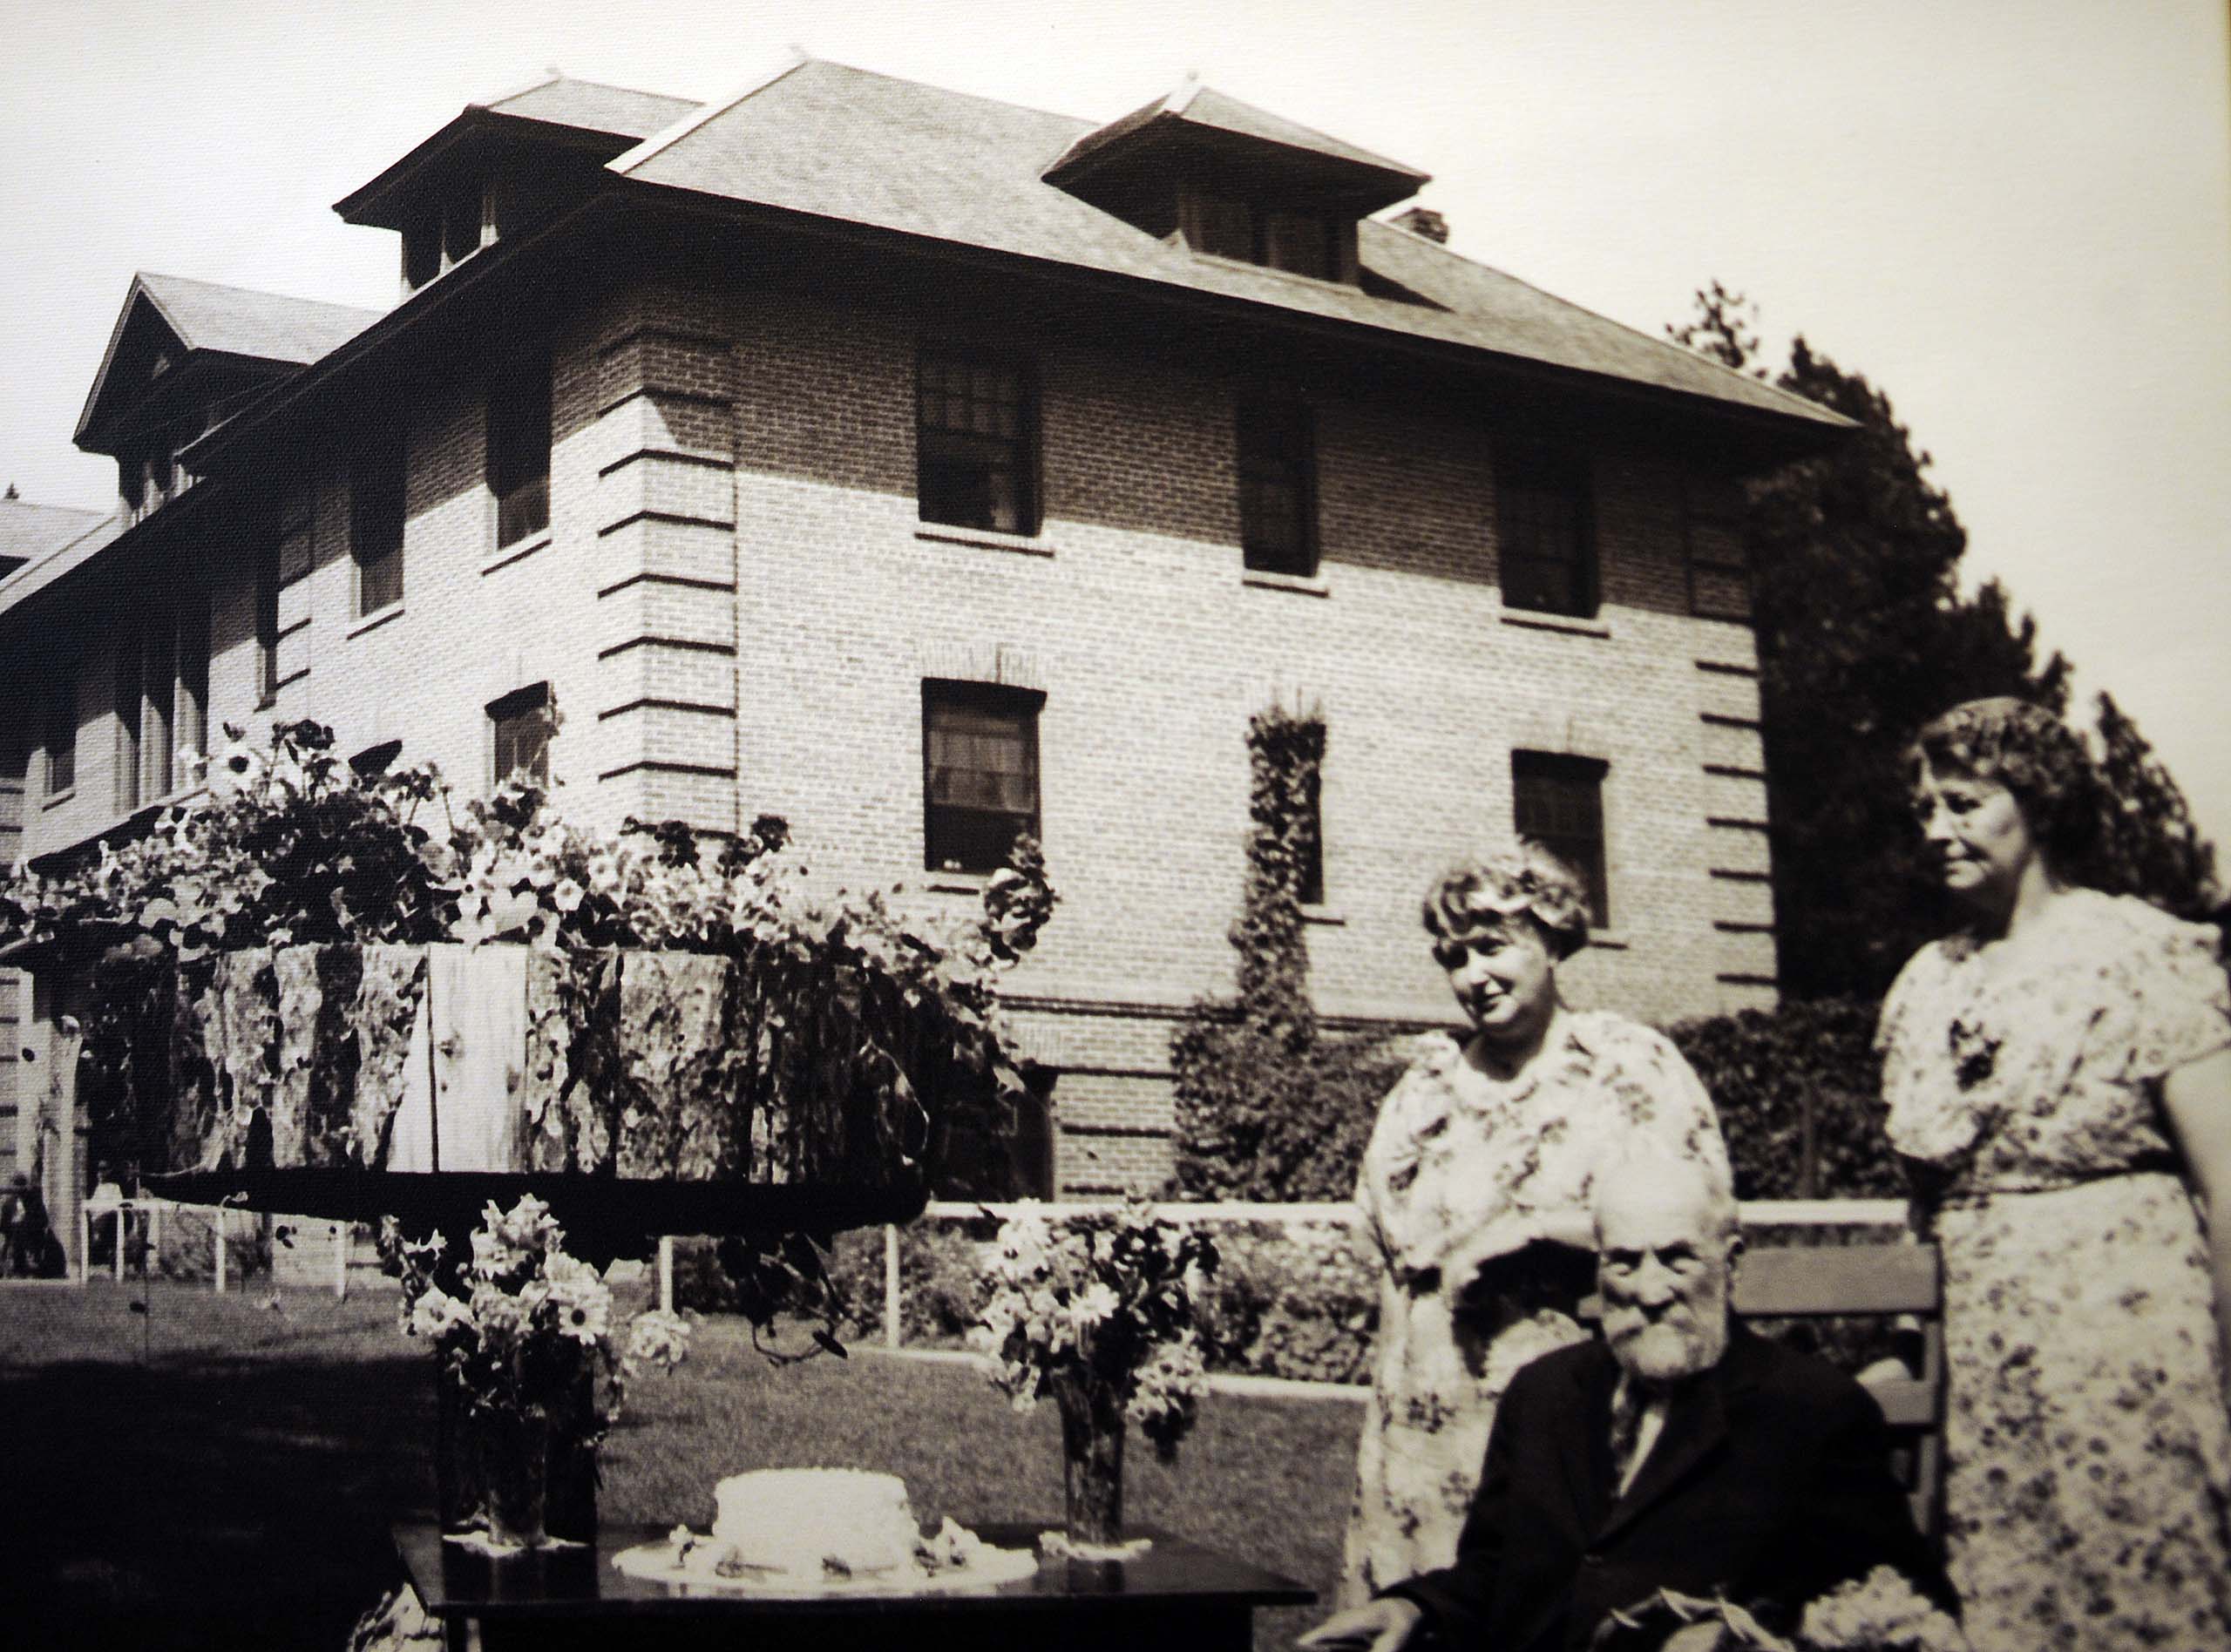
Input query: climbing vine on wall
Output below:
<box><xmin>1169</xmin><ymin>707</ymin><xmax>1407</xmax><ymax>1202</ymax></box>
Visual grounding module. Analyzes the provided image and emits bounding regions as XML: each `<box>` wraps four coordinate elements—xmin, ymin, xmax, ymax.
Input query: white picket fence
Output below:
<box><xmin>813</xmin><ymin>1195</ymin><xmax>1909</xmax><ymax>1355</ymax></box>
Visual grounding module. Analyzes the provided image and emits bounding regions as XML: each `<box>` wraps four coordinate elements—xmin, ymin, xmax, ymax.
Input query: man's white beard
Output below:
<box><xmin>1610</xmin><ymin>1311</ymin><xmax>1728</xmax><ymax>1384</ymax></box>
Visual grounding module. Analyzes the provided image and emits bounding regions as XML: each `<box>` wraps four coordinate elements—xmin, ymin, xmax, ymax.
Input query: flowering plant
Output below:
<box><xmin>382</xmin><ymin>1195</ymin><xmax>691</xmax><ymax>1437</ymax></box>
<box><xmin>1590</xmin><ymin>1567</ymin><xmax>1964</xmax><ymax>1650</ymax></box>
<box><xmin>973</xmin><ymin>1198</ymin><xmax>1217</xmax><ymax>1458</ymax></box>
<box><xmin>1795</xmin><ymin>1567</ymin><xmax>1966</xmax><ymax>1651</ymax></box>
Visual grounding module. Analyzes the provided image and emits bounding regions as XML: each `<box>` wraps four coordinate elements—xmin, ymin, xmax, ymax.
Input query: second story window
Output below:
<box><xmin>353</xmin><ymin>420</ymin><xmax>407</xmax><ymax>615</ymax></box>
<box><xmin>1238</xmin><ymin>401</ymin><xmax>1316</xmax><ymax>577</ymax></box>
<box><xmin>922</xmin><ymin>680</ymin><xmax>1041</xmax><ymax>874</ymax></box>
<box><xmin>489</xmin><ymin>683</ymin><xmax>553</xmax><ymax>787</ymax></box>
<box><xmin>44</xmin><ymin>671</ymin><xmax>76</xmax><ymax>796</ymax></box>
<box><xmin>1513</xmin><ymin>750</ymin><xmax>1609</xmax><ymax>927</ymax></box>
<box><xmin>917</xmin><ymin>349</ymin><xmax>1037</xmax><ymax>537</ymax></box>
<box><xmin>488</xmin><ymin>347</ymin><xmax>552</xmax><ymax>550</ymax></box>
<box><xmin>1685</xmin><ymin>472</ymin><xmax>1752</xmax><ymax>622</ymax></box>
<box><xmin>1497</xmin><ymin>443</ymin><xmax>1597</xmax><ymax>619</ymax></box>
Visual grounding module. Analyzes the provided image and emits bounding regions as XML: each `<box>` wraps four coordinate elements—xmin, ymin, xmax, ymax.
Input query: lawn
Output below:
<box><xmin>1</xmin><ymin>1277</ymin><xmax>1360</xmax><ymax>1651</ymax></box>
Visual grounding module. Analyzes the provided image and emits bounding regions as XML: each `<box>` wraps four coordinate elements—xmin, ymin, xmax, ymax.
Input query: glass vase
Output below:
<box><xmin>1054</xmin><ymin>1373</ymin><xmax>1125</xmax><ymax>1546</ymax></box>
<box><xmin>478</xmin><ymin>1408</ymin><xmax>551</xmax><ymax>1552</ymax></box>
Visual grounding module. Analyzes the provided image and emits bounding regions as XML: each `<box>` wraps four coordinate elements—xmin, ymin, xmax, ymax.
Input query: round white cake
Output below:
<box><xmin>711</xmin><ymin>1468</ymin><xmax>922</xmax><ymax>1580</ymax></box>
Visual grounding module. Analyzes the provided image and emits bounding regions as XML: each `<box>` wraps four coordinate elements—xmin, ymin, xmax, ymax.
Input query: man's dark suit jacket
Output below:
<box><xmin>1389</xmin><ymin>1324</ymin><xmax>1950</xmax><ymax>1652</ymax></box>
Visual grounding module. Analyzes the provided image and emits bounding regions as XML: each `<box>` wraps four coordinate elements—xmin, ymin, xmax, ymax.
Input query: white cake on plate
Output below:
<box><xmin>711</xmin><ymin>1467</ymin><xmax>922</xmax><ymax>1580</ymax></box>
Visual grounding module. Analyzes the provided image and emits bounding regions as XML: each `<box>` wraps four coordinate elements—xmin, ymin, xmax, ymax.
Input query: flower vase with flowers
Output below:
<box><xmin>383</xmin><ymin>1195</ymin><xmax>691</xmax><ymax>1552</ymax></box>
<box><xmin>973</xmin><ymin>1199</ymin><xmax>1217</xmax><ymax>1552</ymax></box>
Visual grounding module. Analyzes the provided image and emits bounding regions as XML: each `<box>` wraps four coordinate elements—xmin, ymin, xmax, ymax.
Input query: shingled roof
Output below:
<box><xmin>74</xmin><ymin>274</ymin><xmax>383</xmax><ymax>449</ymax></box>
<box><xmin>481</xmin><ymin>74</ymin><xmax>702</xmax><ymax>139</ymax></box>
<box><xmin>131</xmin><ymin>273</ymin><xmax>381</xmax><ymax>365</ymax></box>
<box><xmin>614</xmin><ymin>58</ymin><xmax>1836</xmax><ymax>428</ymax></box>
<box><xmin>0</xmin><ymin>498</ymin><xmax>108</xmax><ymax>576</ymax></box>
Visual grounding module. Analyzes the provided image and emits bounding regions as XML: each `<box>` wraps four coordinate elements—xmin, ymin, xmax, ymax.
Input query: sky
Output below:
<box><xmin>4</xmin><ymin>0</ymin><xmax>2228</xmax><ymax>843</ymax></box>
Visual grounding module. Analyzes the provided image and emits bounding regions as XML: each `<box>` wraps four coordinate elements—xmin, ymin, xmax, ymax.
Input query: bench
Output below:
<box><xmin>1732</xmin><ymin>1243</ymin><xmax>1943</xmax><ymax>1542</ymax></box>
<box><xmin>1584</xmin><ymin>1242</ymin><xmax>1944</xmax><ymax>1541</ymax></box>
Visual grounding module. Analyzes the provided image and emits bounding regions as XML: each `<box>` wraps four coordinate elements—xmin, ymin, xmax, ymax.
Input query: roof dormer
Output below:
<box><xmin>75</xmin><ymin>274</ymin><xmax>377</xmax><ymax>523</ymax></box>
<box><xmin>334</xmin><ymin>75</ymin><xmax>702</xmax><ymax>299</ymax></box>
<box><xmin>1043</xmin><ymin>81</ymin><xmax>1428</xmax><ymax>285</ymax></box>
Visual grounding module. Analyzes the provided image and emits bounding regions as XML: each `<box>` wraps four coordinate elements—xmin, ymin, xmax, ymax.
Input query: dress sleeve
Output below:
<box><xmin>2120</xmin><ymin>911</ymin><xmax>2231</xmax><ymax>1085</ymax></box>
<box><xmin>1602</xmin><ymin>1020</ymin><xmax>1732</xmax><ymax>1186</ymax></box>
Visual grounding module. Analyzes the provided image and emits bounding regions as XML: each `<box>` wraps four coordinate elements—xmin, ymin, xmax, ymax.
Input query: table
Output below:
<box><xmin>393</xmin><ymin>1519</ymin><xmax>1313</xmax><ymax>1652</ymax></box>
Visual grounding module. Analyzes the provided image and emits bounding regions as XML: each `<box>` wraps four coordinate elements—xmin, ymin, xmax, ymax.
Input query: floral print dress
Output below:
<box><xmin>1877</xmin><ymin>890</ymin><xmax>2231</xmax><ymax>1650</ymax></box>
<box><xmin>1339</xmin><ymin>1012</ymin><xmax>1728</xmax><ymax>1604</ymax></box>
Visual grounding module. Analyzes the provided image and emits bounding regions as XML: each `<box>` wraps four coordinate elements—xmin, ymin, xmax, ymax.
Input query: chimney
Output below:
<box><xmin>1393</xmin><ymin>206</ymin><xmax>1448</xmax><ymax>244</ymax></box>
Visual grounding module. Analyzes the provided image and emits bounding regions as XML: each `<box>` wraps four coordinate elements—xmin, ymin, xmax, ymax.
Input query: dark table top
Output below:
<box><xmin>393</xmin><ymin>1520</ymin><xmax>1315</xmax><ymax>1621</ymax></box>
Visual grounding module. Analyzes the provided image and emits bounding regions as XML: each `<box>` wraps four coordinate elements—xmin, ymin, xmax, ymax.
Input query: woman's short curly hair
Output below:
<box><xmin>1421</xmin><ymin>842</ymin><xmax>1591</xmax><ymax>962</ymax></box>
<box><xmin>1906</xmin><ymin>696</ymin><xmax>2102</xmax><ymax>870</ymax></box>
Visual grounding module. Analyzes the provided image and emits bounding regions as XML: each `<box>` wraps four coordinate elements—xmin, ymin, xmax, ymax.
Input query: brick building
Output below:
<box><xmin>1</xmin><ymin>59</ymin><xmax>1842</xmax><ymax>1234</ymax></box>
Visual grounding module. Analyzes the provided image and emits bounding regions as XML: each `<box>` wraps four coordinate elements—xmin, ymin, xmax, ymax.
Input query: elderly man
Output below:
<box><xmin>1301</xmin><ymin>1154</ymin><xmax>1949</xmax><ymax>1652</ymax></box>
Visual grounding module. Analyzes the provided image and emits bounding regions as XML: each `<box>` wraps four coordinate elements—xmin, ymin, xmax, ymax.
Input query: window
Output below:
<box><xmin>922</xmin><ymin>680</ymin><xmax>1041</xmax><ymax>874</ymax></box>
<box><xmin>1238</xmin><ymin>402</ymin><xmax>1316</xmax><ymax>576</ymax></box>
<box><xmin>257</xmin><ymin>494</ymin><xmax>311</xmax><ymax>706</ymax></box>
<box><xmin>113</xmin><ymin>623</ymin><xmax>142</xmax><ymax>813</ymax></box>
<box><xmin>1186</xmin><ymin>192</ymin><xmax>1347</xmax><ymax>280</ymax></box>
<box><xmin>177</xmin><ymin>597</ymin><xmax>209</xmax><ymax>767</ymax></box>
<box><xmin>489</xmin><ymin>684</ymin><xmax>553</xmax><ymax>787</ymax></box>
<box><xmin>44</xmin><ymin>672</ymin><xmax>76</xmax><ymax>796</ymax></box>
<box><xmin>1298</xmin><ymin>752</ymin><xmax>1325</xmax><ymax>905</ymax></box>
<box><xmin>1513</xmin><ymin>752</ymin><xmax>1609</xmax><ymax>927</ymax></box>
<box><xmin>1685</xmin><ymin>473</ymin><xmax>1751</xmax><ymax>621</ymax></box>
<box><xmin>1262</xmin><ymin>209</ymin><xmax>1336</xmax><ymax>280</ymax></box>
<box><xmin>488</xmin><ymin>347</ymin><xmax>552</xmax><ymax>549</ymax></box>
<box><xmin>917</xmin><ymin>349</ymin><xmax>1037</xmax><ymax>536</ymax></box>
<box><xmin>1497</xmin><ymin>444</ymin><xmax>1597</xmax><ymax>619</ymax></box>
<box><xmin>142</xmin><ymin>613</ymin><xmax>175</xmax><ymax>800</ymax></box>
<box><xmin>353</xmin><ymin>420</ymin><xmax>406</xmax><ymax>614</ymax></box>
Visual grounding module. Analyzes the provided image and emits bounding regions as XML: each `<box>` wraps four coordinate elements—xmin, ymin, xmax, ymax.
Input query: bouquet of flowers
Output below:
<box><xmin>973</xmin><ymin>1198</ymin><xmax>1217</xmax><ymax>1459</ymax></box>
<box><xmin>1590</xmin><ymin>1567</ymin><xmax>1965</xmax><ymax>1651</ymax></box>
<box><xmin>383</xmin><ymin>1195</ymin><xmax>692</xmax><ymax>1446</ymax></box>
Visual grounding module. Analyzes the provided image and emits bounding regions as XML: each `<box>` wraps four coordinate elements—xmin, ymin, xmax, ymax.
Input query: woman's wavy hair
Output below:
<box><xmin>1905</xmin><ymin>696</ymin><xmax>2102</xmax><ymax>872</ymax></box>
<box><xmin>1421</xmin><ymin>842</ymin><xmax>1591</xmax><ymax>962</ymax></box>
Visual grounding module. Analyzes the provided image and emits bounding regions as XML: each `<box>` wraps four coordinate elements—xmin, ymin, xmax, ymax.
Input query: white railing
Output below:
<box><xmin>856</xmin><ymin>1196</ymin><xmax>1909</xmax><ymax>1354</ymax></box>
<box><xmin>78</xmin><ymin>1200</ymin><xmax>355</xmax><ymax>1298</ymax></box>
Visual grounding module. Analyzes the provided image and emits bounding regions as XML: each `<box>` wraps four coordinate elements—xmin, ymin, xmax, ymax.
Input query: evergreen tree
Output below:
<box><xmin>1670</xmin><ymin>290</ymin><xmax>2071</xmax><ymax>996</ymax></box>
<box><xmin>2091</xmin><ymin>690</ymin><xmax>2218</xmax><ymax>917</ymax></box>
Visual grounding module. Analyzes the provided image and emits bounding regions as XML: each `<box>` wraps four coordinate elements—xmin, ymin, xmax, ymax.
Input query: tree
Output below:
<box><xmin>2092</xmin><ymin>690</ymin><xmax>2218</xmax><ymax>917</ymax></box>
<box><xmin>1670</xmin><ymin>289</ymin><xmax>2072</xmax><ymax>996</ymax></box>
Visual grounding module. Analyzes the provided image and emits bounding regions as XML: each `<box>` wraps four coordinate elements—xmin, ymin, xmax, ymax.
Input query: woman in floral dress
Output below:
<box><xmin>1878</xmin><ymin>698</ymin><xmax>2231</xmax><ymax>1649</ymax></box>
<box><xmin>1339</xmin><ymin>843</ymin><xmax>1729</xmax><ymax>1604</ymax></box>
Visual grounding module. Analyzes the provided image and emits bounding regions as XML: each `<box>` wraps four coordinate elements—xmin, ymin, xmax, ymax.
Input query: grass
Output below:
<box><xmin>1</xmin><ymin>1277</ymin><xmax>1360</xmax><ymax>1651</ymax></box>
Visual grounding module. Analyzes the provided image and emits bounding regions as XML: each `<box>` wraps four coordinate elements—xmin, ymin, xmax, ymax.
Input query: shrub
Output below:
<box><xmin>1194</xmin><ymin>1218</ymin><xmax>1377</xmax><ymax>1385</ymax></box>
<box><xmin>824</xmin><ymin>1220</ymin><xmax>995</xmax><ymax>1346</ymax></box>
<box><xmin>1666</xmin><ymin>996</ymin><xmax>1902</xmax><ymax>1200</ymax></box>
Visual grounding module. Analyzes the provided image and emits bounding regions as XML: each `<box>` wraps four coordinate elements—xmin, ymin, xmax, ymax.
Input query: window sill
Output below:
<box><xmin>1301</xmin><ymin>904</ymin><xmax>1346</xmax><ymax>926</ymax></box>
<box><xmin>913</xmin><ymin>524</ymin><xmax>1054</xmax><ymax>559</ymax></box>
<box><xmin>483</xmin><ymin>531</ymin><xmax>553</xmax><ymax>576</ymax></box>
<box><xmin>40</xmin><ymin>787</ymin><xmax>75</xmax><ymax>811</ymax></box>
<box><xmin>1500</xmin><ymin>609</ymin><xmax>1611</xmax><ymax>640</ymax></box>
<box><xmin>1243</xmin><ymin>568</ymin><xmax>1329</xmax><ymax>597</ymax></box>
<box><xmin>1190</xmin><ymin>248</ymin><xmax>1360</xmax><ymax>293</ymax></box>
<box><xmin>922</xmin><ymin>871</ymin><xmax>992</xmax><ymax>896</ymax></box>
<box><xmin>348</xmin><ymin>602</ymin><xmax>405</xmax><ymax>639</ymax></box>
